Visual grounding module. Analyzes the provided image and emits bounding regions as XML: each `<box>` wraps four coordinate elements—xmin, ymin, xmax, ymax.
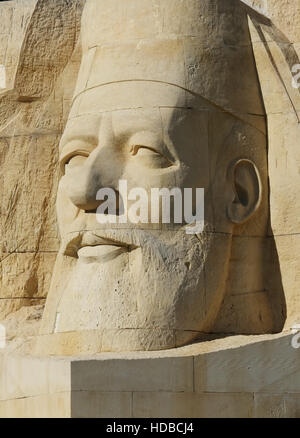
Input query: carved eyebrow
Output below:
<box><xmin>59</xmin><ymin>137</ymin><xmax>98</xmax><ymax>170</ymax></box>
<box><xmin>130</xmin><ymin>145</ymin><xmax>175</xmax><ymax>166</ymax></box>
<box><xmin>128</xmin><ymin>132</ymin><xmax>176</xmax><ymax>164</ymax></box>
<box><xmin>59</xmin><ymin>135</ymin><xmax>98</xmax><ymax>151</ymax></box>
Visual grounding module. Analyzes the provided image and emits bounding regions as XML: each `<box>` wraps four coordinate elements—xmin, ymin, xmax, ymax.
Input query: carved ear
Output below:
<box><xmin>227</xmin><ymin>159</ymin><xmax>262</xmax><ymax>224</ymax></box>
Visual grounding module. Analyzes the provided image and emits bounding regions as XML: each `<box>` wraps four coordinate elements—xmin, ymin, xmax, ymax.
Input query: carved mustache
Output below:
<box><xmin>60</xmin><ymin>225</ymin><xmax>205</xmax><ymax>271</ymax></box>
<box><xmin>59</xmin><ymin>225</ymin><xmax>191</xmax><ymax>264</ymax></box>
<box><xmin>61</xmin><ymin>229</ymin><xmax>139</xmax><ymax>258</ymax></box>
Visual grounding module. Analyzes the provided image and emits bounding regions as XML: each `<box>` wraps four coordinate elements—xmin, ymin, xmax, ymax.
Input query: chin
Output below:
<box><xmin>37</xmin><ymin>229</ymin><xmax>232</xmax><ymax>354</ymax></box>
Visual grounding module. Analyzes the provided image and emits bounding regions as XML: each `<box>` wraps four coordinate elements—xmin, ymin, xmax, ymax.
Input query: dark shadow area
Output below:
<box><xmin>243</xmin><ymin>2</ymin><xmax>297</xmax><ymax>332</ymax></box>
<box><xmin>243</xmin><ymin>1</ymin><xmax>300</xmax><ymax>123</ymax></box>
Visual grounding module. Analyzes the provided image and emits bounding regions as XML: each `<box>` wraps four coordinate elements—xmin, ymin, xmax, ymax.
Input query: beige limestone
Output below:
<box><xmin>0</xmin><ymin>0</ymin><xmax>297</xmax><ymax>351</ymax></box>
<box><xmin>247</xmin><ymin>1</ymin><xmax>300</xmax><ymax>330</ymax></box>
<box><xmin>0</xmin><ymin>0</ymin><xmax>299</xmax><ymax>418</ymax></box>
<box><xmin>36</xmin><ymin>0</ymin><xmax>282</xmax><ymax>355</ymax></box>
<box><xmin>0</xmin><ymin>332</ymin><xmax>299</xmax><ymax>418</ymax></box>
<box><xmin>0</xmin><ymin>0</ymin><xmax>84</xmax><ymax>320</ymax></box>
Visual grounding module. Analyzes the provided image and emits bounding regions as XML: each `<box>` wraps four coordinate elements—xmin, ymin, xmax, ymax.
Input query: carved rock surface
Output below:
<box><xmin>0</xmin><ymin>0</ymin><xmax>299</xmax><ymax>352</ymax></box>
<box><xmin>0</xmin><ymin>0</ymin><xmax>84</xmax><ymax>319</ymax></box>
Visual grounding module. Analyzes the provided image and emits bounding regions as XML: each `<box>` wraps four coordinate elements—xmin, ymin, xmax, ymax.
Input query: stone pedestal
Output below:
<box><xmin>0</xmin><ymin>332</ymin><xmax>299</xmax><ymax>418</ymax></box>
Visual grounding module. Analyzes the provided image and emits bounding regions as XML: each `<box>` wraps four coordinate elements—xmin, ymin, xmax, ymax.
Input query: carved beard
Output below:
<box><xmin>41</xmin><ymin>226</ymin><xmax>231</xmax><ymax>352</ymax></box>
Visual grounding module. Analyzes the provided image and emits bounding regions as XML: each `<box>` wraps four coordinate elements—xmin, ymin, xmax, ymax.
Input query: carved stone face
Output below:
<box><xmin>38</xmin><ymin>0</ymin><xmax>268</xmax><ymax>353</ymax></box>
<box><xmin>54</xmin><ymin>82</ymin><xmax>233</xmax><ymax>348</ymax></box>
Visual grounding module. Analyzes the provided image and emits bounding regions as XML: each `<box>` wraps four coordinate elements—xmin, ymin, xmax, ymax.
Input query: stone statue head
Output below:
<box><xmin>37</xmin><ymin>0</ymin><xmax>272</xmax><ymax>354</ymax></box>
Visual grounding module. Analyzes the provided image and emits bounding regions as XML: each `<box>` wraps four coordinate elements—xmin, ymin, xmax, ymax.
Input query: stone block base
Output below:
<box><xmin>0</xmin><ymin>332</ymin><xmax>299</xmax><ymax>418</ymax></box>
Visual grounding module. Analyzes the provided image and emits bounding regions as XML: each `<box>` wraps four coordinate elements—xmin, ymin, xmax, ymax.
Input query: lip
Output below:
<box><xmin>61</xmin><ymin>230</ymin><xmax>137</xmax><ymax>259</ymax></box>
<box><xmin>77</xmin><ymin>244</ymin><xmax>129</xmax><ymax>263</ymax></box>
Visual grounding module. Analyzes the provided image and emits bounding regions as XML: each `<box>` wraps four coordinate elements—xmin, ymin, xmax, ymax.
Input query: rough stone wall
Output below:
<box><xmin>0</xmin><ymin>0</ymin><xmax>84</xmax><ymax>319</ymax></box>
<box><xmin>242</xmin><ymin>0</ymin><xmax>268</xmax><ymax>15</ymax></box>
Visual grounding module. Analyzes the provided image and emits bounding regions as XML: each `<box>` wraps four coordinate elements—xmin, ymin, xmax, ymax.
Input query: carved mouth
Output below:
<box><xmin>77</xmin><ymin>244</ymin><xmax>129</xmax><ymax>263</ymax></box>
<box><xmin>61</xmin><ymin>231</ymin><xmax>137</xmax><ymax>259</ymax></box>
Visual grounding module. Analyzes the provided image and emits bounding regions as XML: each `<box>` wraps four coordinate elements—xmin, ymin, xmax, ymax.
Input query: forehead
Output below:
<box><xmin>60</xmin><ymin>82</ymin><xmax>211</xmax><ymax>154</ymax></box>
<box><xmin>70</xmin><ymin>81</ymin><xmax>196</xmax><ymax>118</ymax></box>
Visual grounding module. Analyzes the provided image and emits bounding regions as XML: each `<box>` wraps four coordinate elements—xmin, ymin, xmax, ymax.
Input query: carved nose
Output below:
<box><xmin>66</xmin><ymin>168</ymin><xmax>103</xmax><ymax>211</ymax></box>
<box><xmin>64</xmin><ymin>127</ymin><xmax>120</xmax><ymax>212</ymax></box>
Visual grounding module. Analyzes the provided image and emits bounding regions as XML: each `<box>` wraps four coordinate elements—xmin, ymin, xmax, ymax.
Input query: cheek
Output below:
<box><xmin>172</xmin><ymin>158</ymin><xmax>210</xmax><ymax>190</ymax></box>
<box><xmin>121</xmin><ymin>162</ymin><xmax>178</xmax><ymax>190</ymax></box>
<box><xmin>56</xmin><ymin>178</ymin><xmax>80</xmax><ymax>234</ymax></box>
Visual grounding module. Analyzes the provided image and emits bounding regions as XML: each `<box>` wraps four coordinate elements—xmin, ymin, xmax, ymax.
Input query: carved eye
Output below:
<box><xmin>131</xmin><ymin>145</ymin><xmax>173</xmax><ymax>168</ymax></box>
<box><xmin>63</xmin><ymin>153</ymin><xmax>89</xmax><ymax>172</ymax></box>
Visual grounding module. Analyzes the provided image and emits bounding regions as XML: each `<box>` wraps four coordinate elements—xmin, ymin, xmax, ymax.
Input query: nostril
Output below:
<box><xmin>70</xmin><ymin>198</ymin><xmax>102</xmax><ymax>211</ymax></box>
